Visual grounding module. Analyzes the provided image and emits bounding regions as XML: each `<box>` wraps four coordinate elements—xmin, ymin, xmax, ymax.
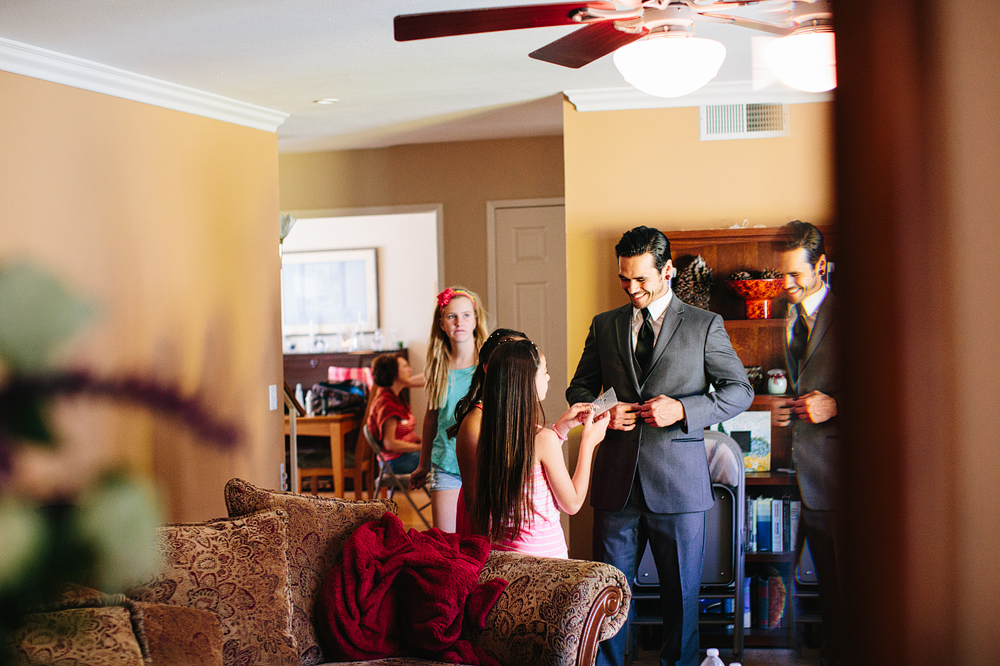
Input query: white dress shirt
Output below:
<box><xmin>786</xmin><ymin>282</ymin><xmax>828</xmax><ymax>345</ymax></box>
<box><xmin>632</xmin><ymin>289</ymin><xmax>673</xmax><ymax>350</ymax></box>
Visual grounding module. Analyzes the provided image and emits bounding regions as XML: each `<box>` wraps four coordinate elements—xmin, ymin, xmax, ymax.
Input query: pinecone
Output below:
<box><xmin>757</xmin><ymin>268</ymin><xmax>782</xmax><ymax>279</ymax></box>
<box><xmin>675</xmin><ymin>256</ymin><xmax>714</xmax><ymax>309</ymax></box>
<box><xmin>729</xmin><ymin>270</ymin><xmax>752</xmax><ymax>281</ymax></box>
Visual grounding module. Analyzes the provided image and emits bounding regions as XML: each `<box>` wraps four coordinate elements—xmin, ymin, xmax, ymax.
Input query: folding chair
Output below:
<box><xmin>361</xmin><ymin>424</ymin><xmax>432</xmax><ymax>529</ymax></box>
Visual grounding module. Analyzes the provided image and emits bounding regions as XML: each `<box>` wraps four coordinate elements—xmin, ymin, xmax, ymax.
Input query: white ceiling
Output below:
<box><xmin>0</xmin><ymin>0</ymin><xmax>827</xmax><ymax>153</ymax></box>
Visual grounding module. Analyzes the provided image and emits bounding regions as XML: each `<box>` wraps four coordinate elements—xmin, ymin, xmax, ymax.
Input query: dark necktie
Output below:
<box><xmin>634</xmin><ymin>308</ymin><xmax>654</xmax><ymax>375</ymax></box>
<box><xmin>789</xmin><ymin>304</ymin><xmax>809</xmax><ymax>367</ymax></box>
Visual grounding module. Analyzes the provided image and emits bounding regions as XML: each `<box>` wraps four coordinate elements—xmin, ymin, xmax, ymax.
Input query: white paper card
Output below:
<box><xmin>590</xmin><ymin>387</ymin><xmax>618</xmax><ymax>418</ymax></box>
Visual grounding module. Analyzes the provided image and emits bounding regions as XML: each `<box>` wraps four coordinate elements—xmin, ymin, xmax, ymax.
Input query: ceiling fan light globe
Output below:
<box><xmin>764</xmin><ymin>31</ymin><xmax>837</xmax><ymax>93</ymax></box>
<box><xmin>613</xmin><ymin>35</ymin><xmax>726</xmax><ymax>98</ymax></box>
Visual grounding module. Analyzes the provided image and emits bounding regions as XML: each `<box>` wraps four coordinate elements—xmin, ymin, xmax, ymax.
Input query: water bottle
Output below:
<box><xmin>294</xmin><ymin>383</ymin><xmax>304</xmax><ymax>408</ymax></box>
<box><xmin>699</xmin><ymin>648</ymin><xmax>725</xmax><ymax>666</ymax></box>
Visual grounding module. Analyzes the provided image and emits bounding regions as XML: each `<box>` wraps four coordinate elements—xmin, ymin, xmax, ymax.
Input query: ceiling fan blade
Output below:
<box><xmin>529</xmin><ymin>21</ymin><xmax>646</xmax><ymax>69</ymax></box>
<box><xmin>697</xmin><ymin>12</ymin><xmax>796</xmax><ymax>36</ymax></box>
<box><xmin>394</xmin><ymin>2</ymin><xmax>615</xmax><ymax>42</ymax></box>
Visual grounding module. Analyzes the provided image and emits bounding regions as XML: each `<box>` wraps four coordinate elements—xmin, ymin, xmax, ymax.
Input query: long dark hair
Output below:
<box><xmin>471</xmin><ymin>339</ymin><xmax>545</xmax><ymax>542</ymax></box>
<box><xmin>446</xmin><ymin>327</ymin><xmax>526</xmax><ymax>438</ymax></box>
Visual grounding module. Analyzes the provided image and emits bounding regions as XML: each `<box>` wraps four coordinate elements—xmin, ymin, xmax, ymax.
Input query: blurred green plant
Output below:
<box><xmin>0</xmin><ymin>263</ymin><xmax>240</xmax><ymax>664</ymax></box>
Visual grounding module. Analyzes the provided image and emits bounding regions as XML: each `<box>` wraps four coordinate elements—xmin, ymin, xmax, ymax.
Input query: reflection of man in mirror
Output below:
<box><xmin>775</xmin><ymin>220</ymin><xmax>843</xmax><ymax>666</ymax></box>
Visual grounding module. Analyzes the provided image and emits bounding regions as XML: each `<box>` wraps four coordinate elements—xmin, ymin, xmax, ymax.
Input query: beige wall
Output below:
<box><xmin>278</xmin><ymin>137</ymin><xmax>565</xmax><ymax>307</ymax></box>
<box><xmin>563</xmin><ymin>100</ymin><xmax>835</xmax><ymax>558</ymax></box>
<box><xmin>0</xmin><ymin>70</ymin><xmax>283</xmax><ymax>522</ymax></box>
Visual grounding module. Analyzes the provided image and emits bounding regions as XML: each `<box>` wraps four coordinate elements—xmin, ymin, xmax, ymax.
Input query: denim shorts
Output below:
<box><xmin>387</xmin><ymin>451</ymin><xmax>420</xmax><ymax>475</ymax></box>
<box><xmin>427</xmin><ymin>465</ymin><xmax>462</xmax><ymax>491</ymax></box>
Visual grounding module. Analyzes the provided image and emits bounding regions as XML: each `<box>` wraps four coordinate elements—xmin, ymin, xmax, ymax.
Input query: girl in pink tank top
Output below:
<box><xmin>470</xmin><ymin>340</ymin><xmax>609</xmax><ymax>558</ymax></box>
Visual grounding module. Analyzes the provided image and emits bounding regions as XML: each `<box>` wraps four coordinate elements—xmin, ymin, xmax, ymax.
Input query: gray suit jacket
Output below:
<box><xmin>567</xmin><ymin>296</ymin><xmax>754</xmax><ymax>513</ymax></box>
<box><xmin>787</xmin><ymin>292</ymin><xmax>841</xmax><ymax>511</ymax></box>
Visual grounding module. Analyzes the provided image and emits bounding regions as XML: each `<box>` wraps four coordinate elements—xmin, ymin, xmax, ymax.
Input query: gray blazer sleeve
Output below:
<box><xmin>567</xmin><ymin>317</ymin><xmax>604</xmax><ymax>405</ymax></box>
<box><xmin>676</xmin><ymin>314</ymin><xmax>754</xmax><ymax>432</ymax></box>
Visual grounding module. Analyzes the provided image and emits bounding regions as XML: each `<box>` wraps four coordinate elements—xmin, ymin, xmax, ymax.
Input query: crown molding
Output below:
<box><xmin>0</xmin><ymin>37</ymin><xmax>288</xmax><ymax>132</ymax></box>
<box><xmin>565</xmin><ymin>81</ymin><xmax>833</xmax><ymax>112</ymax></box>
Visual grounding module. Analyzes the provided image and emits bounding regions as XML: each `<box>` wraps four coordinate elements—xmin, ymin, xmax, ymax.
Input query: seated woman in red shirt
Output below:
<box><xmin>366</xmin><ymin>354</ymin><xmax>422</xmax><ymax>474</ymax></box>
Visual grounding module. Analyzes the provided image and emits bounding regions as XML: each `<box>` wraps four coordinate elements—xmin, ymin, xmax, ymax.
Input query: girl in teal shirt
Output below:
<box><xmin>410</xmin><ymin>287</ymin><xmax>488</xmax><ymax>532</ymax></box>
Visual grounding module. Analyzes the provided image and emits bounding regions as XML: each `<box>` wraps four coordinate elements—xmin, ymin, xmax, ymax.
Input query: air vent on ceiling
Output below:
<box><xmin>699</xmin><ymin>103</ymin><xmax>789</xmax><ymax>141</ymax></box>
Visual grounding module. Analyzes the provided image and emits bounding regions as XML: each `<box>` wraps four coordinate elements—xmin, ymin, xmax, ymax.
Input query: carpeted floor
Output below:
<box><xmin>632</xmin><ymin>647</ymin><xmax>822</xmax><ymax>666</ymax></box>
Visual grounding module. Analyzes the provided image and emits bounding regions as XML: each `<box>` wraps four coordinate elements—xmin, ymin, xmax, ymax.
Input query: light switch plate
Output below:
<box><xmin>269</xmin><ymin>384</ymin><xmax>278</xmax><ymax>411</ymax></box>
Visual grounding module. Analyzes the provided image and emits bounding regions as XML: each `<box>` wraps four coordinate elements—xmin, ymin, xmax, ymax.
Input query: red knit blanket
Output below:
<box><xmin>316</xmin><ymin>512</ymin><xmax>507</xmax><ymax>665</ymax></box>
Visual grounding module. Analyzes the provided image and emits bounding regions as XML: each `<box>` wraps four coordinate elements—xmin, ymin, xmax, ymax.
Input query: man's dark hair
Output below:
<box><xmin>615</xmin><ymin>226</ymin><xmax>671</xmax><ymax>271</ymax></box>
<box><xmin>371</xmin><ymin>353</ymin><xmax>401</xmax><ymax>388</ymax></box>
<box><xmin>780</xmin><ymin>220</ymin><xmax>826</xmax><ymax>267</ymax></box>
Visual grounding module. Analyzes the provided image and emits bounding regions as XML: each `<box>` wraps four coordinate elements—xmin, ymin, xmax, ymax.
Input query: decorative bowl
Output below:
<box><xmin>726</xmin><ymin>279</ymin><xmax>785</xmax><ymax>319</ymax></box>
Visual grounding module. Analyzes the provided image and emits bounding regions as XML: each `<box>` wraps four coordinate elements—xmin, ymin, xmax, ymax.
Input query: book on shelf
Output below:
<box><xmin>750</xmin><ymin>571</ymin><xmax>788</xmax><ymax>630</ymax></box>
<box><xmin>783</xmin><ymin>498</ymin><xmax>792</xmax><ymax>552</ymax></box>
<box><xmin>743</xmin><ymin>577</ymin><xmax>752</xmax><ymax>627</ymax></box>
<box><xmin>789</xmin><ymin>500</ymin><xmax>801</xmax><ymax>551</ymax></box>
<box><xmin>756</xmin><ymin>497</ymin><xmax>772</xmax><ymax>552</ymax></box>
<box><xmin>754</xmin><ymin>575</ymin><xmax>769</xmax><ymax>629</ymax></box>
<box><xmin>771</xmin><ymin>498</ymin><xmax>783</xmax><ymax>553</ymax></box>
<box><xmin>747</xmin><ymin>496</ymin><xmax>757</xmax><ymax>552</ymax></box>
<box><xmin>767</xmin><ymin>574</ymin><xmax>788</xmax><ymax>629</ymax></box>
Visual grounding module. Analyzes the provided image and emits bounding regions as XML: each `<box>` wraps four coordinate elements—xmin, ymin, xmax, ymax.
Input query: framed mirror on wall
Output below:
<box><xmin>281</xmin><ymin>248</ymin><xmax>378</xmax><ymax>334</ymax></box>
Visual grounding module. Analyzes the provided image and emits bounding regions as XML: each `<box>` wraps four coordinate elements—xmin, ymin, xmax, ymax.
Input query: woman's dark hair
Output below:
<box><xmin>615</xmin><ymin>225</ymin><xmax>671</xmax><ymax>271</ymax></box>
<box><xmin>371</xmin><ymin>353</ymin><xmax>401</xmax><ymax>388</ymax></box>
<box><xmin>471</xmin><ymin>339</ymin><xmax>545</xmax><ymax>542</ymax></box>
<box><xmin>446</xmin><ymin>328</ymin><xmax>526</xmax><ymax>438</ymax></box>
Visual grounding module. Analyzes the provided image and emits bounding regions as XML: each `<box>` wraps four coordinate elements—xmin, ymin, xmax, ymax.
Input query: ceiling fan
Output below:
<box><xmin>394</xmin><ymin>0</ymin><xmax>835</xmax><ymax>97</ymax></box>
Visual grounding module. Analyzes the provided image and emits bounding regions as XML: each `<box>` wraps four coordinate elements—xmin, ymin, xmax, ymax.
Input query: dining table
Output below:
<box><xmin>284</xmin><ymin>412</ymin><xmax>364</xmax><ymax>497</ymax></box>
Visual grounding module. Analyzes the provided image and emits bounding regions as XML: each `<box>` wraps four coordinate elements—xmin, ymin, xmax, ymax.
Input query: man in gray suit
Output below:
<box><xmin>775</xmin><ymin>220</ymin><xmax>842</xmax><ymax>666</ymax></box>
<box><xmin>567</xmin><ymin>226</ymin><xmax>753</xmax><ymax>666</ymax></box>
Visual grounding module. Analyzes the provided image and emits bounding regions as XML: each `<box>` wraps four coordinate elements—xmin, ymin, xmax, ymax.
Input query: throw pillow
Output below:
<box><xmin>224</xmin><ymin>477</ymin><xmax>395</xmax><ymax>666</ymax></box>
<box><xmin>126</xmin><ymin>508</ymin><xmax>298</xmax><ymax>666</ymax></box>
<box><xmin>10</xmin><ymin>606</ymin><xmax>144</xmax><ymax>666</ymax></box>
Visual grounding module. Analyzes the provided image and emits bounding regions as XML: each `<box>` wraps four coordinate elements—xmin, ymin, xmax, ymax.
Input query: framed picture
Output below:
<box><xmin>281</xmin><ymin>248</ymin><xmax>378</xmax><ymax>334</ymax></box>
<box><xmin>713</xmin><ymin>408</ymin><xmax>772</xmax><ymax>472</ymax></box>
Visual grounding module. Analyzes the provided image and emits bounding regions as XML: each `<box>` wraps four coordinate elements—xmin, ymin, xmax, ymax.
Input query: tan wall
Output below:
<box><xmin>278</xmin><ymin>137</ymin><xmax>565</xmax><ymax>306</ymax></box>
<box><xmin>563</xmin><ymin>100</ymin><xmax>835</xmax><ymax>558</ymax></box>
<box><xmin>0</xmin><ymin>70</ymin><xmax>283</xmax><ymax>522</ymax></box>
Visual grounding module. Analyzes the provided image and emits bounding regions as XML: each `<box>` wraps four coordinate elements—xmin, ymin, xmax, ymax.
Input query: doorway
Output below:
<box><xmin>487</xmin><ymin>198</ymin><xmax>568</xmax><ymax>423</ymax></box>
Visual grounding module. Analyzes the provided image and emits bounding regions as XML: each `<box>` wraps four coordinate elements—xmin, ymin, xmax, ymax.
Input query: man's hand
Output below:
<box><xmin>608</xmin><ymin>402</ymin><xmax>642</xmax><ymax>431</ymax></box>
<box><xmin>640</xmin><ymin>395</ymin><xmax>685</xmax><ymax>428</ymax></box>
<box><xmin>772</xmin><ymin>399</ymin><xmax>795</xmax><ymax>428</ymax></box>
<box><xmin>792</xmin><ymin>390</ymin><xmax>837</xmax><ymax>424</ymax></box>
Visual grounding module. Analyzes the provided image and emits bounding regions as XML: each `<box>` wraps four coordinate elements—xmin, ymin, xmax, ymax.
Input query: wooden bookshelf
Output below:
<box><xmin>670</xmin><ymin>226</ymin><xmax>834</xmax><ymax>374</ymax></box>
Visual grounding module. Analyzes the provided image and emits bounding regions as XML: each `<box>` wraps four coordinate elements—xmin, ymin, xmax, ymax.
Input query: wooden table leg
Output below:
<box><xmin>328</xmin><ymin>422</ymin><xmax>345</xmax><ymax>498</ymax></box>
<box><xmin>354</xmin><ymin>434</ymin><xmax>369</xmax><ymax>500</ymax></box>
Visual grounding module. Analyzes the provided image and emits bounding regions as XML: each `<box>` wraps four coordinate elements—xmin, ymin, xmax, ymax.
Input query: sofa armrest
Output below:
<box><xmin>471</xmin><ymin>551</ymin><xmax>630</xmax><ymax>666</ymax></box>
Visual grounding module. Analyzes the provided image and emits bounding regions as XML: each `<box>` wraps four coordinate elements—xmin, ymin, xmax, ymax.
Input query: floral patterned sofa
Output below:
<box><xmin>9</xmin><ymin>478</ymin><xmax>629</xmax><ymax>666</ymax></box>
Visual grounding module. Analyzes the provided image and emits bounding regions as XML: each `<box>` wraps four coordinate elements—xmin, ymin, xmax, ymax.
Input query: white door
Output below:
<box><xmin>488</xmin><ymin>199</ymin><xmax>567</xmax><ymax>424</ymax></box>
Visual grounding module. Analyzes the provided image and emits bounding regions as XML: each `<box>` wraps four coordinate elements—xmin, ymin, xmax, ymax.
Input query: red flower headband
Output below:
<box><xmin>437</xmin><ymin>288</ymin><xmax>476</xmax><ymax>310</ymax></box>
